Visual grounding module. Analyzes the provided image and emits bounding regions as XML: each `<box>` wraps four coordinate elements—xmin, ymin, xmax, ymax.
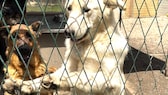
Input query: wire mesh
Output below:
<box><xmin>0</xmin><ymin>0</ymin><xmax>168</xmax><ymax>95</ymax></box>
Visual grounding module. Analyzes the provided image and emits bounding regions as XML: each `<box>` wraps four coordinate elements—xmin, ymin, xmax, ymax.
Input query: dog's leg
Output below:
<box><xmin>3</xmin><ymin>67</ymin><xmax>125</xmax><ymax>95</ymax></box>
<box><xmin>34</xmin><ymin>63</ymin><xmax>46</xmax><ymax>77</ymax></box>
<box><xmin>3</xmin><ymin>66</ymin><xmax>125</xmax><ymax>94</ymax></box>
<box><xmin>42</xmin><ymin>67</ymin><xmax>125</xmax><ymax>95</ymax></box>
<box><xmin>2</xmin><ymin>77</ymin><xmax>43</xmax><ymax>94</ymax></box>
<box><xmin>2</xmin><ymin>65</ymin><xmax>63</xmax><ymax>94</ymax></box>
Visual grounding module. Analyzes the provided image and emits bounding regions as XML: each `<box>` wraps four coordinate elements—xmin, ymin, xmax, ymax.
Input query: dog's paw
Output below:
<box><xmin>42</xmin><ymin>75</ymin><xmax>59</xmax><ymax>90</ymax></box>
<box><xmin>3</xmin><ymin>79</ymin><xmax>35</xmax><ymax>94</ymax></box>
<box><xmin>2</xmin><ymin>79</ymin><xmax>16</xmax><ymax>94</ymax></box>
<box><xmin>20</xmin><ymin>82</ymin><xmax>34</xmax><ymax>94</ymax></box>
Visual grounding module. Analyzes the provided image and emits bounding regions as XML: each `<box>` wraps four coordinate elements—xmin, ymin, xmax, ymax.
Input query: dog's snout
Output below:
<box><xmin>64</xmin><ymin>29</ymin><xmax>75</xmax><ymax>38</ymax></box>
<box><xmin>18</xmin><ymin>44</ymin><xmax>30</xmax><ymax>51</ymax></box>
<box><xmin>17</xmin><ymin>44</ymin><xmax>32</xmax><ymax>63</ymax></box>
<box><xmin>18</xmin><ymin>44</ymin><xmax>32</xmax><ymax>55</ymax></box>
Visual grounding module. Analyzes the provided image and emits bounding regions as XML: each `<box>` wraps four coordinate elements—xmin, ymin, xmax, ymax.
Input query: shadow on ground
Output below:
<box><xmin>124</xmin><ymin>47</ymin><xmax>165</xmax><ymax>74</ymax></box>
<box><xmin>124</xmin><ymin>47</ymin><xmax>168</xmax><ymax>95</ymax></box>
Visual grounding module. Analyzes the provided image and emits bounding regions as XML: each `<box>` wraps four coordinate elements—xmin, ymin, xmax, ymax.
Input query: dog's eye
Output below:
<box><xmin>26</xmin><ymin>32</ymin><xmax>32</xmax><ymax>38</ymax></box>
<box><xmin>26</xmin><ymin>32</ymin><xmax>33</xmax><ymax>41</ymax></box>
<box><xmin>83</xmin><ymin>7</ymin><xmax>90</xmax><ymax>13</ymax></box>
<box><xmin>67</xmin><ymin>5</ymin><xmax>72</xmax><ymax>11</ymax></box>
<box><xmin>12</xmin><ymin>32</ymin><xmax>18</xmax><ymax>39</ymax></box>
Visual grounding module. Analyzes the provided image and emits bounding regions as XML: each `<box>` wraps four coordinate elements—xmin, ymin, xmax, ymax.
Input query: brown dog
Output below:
<box><xmin>1</xmin><ymin>21</ymin><xmax>56</xmax><ymax>95</ymax></box>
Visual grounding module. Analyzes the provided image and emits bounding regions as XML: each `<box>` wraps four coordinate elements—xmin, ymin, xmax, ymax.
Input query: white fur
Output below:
<box><xmin>48</xmin><ymin>0</ymin><xmax>129</xmax><ymax>95</ymax></box>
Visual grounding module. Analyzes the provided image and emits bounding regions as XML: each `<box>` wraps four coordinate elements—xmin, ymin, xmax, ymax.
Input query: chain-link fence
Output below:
<box><xmin>0</xmin><ymin>0</ymin><xmax>168</xmax><ymax>95</ymax></box>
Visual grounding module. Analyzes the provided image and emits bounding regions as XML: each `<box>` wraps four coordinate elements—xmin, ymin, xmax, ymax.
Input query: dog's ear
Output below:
<box><xmin>30</xmin><ymin>21</ymin><xmax>43</xmax><ymax>32</ymax></box>
<box><xmin>0</xmin><ymin>26</ymin><xmax>11</xmax><ymax>39</ymax></box>
<box><xmin>104</xmin><ymin>0</ymin><xmax>126</xmax><ymax>10</ymax></box>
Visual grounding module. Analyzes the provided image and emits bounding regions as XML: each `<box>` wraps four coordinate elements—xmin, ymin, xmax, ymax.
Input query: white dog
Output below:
<box><xmin>3</xmin><ymin>0</ymin><xmax>128</xmax><ymax>95</ymax></box>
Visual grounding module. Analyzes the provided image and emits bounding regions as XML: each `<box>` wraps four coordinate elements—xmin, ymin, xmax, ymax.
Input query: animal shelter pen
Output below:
<box><xmin>0</xmin><ymin>0</ymin><xmax>168</xmax><ymax>95</ymax></box>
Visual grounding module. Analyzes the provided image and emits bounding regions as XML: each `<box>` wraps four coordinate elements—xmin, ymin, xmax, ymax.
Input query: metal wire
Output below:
<box><xmin>0</xmin><ymin>0</ymin><xmax>168</xmax><ymax>95</ymax></box>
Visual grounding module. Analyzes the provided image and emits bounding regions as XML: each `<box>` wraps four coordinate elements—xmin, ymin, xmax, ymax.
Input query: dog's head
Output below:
<box><xmin>0</xmin><ymin>21</ymin><xmax>42</xmax><ymax>64</ymax></box>
<box><xmin>64</xmin><ymin>0</ymin><xmax>126</xmax><ymax>43</ymax></box>
<box><xmin>0</xmin><ymin>0</ymin><xmax>26</xmax><ymax>26</ymax></box>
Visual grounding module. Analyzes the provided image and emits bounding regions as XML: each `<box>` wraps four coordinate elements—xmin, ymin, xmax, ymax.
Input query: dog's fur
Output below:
<box><xmin>3</xmin><ymin>0</ymin><xmax>128</xmax><ymax>95</ymax></box>
<box><xmin>0</xmin><ymin>0</ymin><xmax>27</xmax><ymax>80</ymax></box>
<box><xmin>2</xmin><ymin>21</ymin><xmax>56</xmax><ymax>95</ymax></box>
<box><xmin>44</xmin><ymin>0</ymin><xmax>128</xmax><ymax>94</ymax></box>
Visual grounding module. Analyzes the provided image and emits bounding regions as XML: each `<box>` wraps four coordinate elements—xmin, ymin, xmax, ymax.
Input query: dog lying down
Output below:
<box><xmin>1</xmin><ymin>21</ymin><xmax>56</xmax><ymax>95</ymax></box>
<box><xmin>3</xmin><ymin>0</ymin><xmax>129</xmax><ymax>95</ymax></box>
